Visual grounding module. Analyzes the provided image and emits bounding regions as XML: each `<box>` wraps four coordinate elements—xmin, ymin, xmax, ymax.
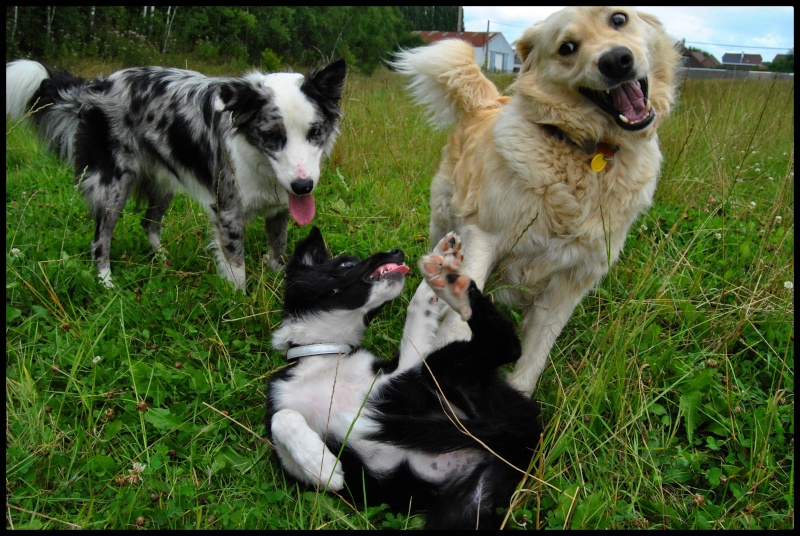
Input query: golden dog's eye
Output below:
<box><xmin>611</xmin><ymin>12</ymin><xmax>627</xmax><ymax>27</ymax></box>
<box><xmin>558</xmin><ymin>42</ymin><xmax>577</xmax><ymax>56</ymax></box>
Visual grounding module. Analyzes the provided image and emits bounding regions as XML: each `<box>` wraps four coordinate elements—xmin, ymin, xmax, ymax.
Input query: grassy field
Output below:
<box><xmin>5</xmin><ymin>62</ymin><xmax>794</xmax><ymax>529</ymax></box>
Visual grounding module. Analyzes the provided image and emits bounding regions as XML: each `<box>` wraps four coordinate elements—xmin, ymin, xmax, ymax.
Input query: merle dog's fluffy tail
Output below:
<box><xmin>6</xmin><ymin>59</ymin><xmax>87</xmax><ymax>165</ymax></box>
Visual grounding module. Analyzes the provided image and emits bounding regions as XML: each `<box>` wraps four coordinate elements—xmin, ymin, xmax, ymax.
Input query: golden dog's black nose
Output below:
<box><xmin>599</xmin><ymin>46</ymin><xmax>634</xmax><ymax>80</ymax></box>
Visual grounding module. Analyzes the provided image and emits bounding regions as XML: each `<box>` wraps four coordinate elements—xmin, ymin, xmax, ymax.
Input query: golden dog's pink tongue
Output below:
<box><xmin>612</xmin><ymin>80</ymin><xmax>648</xmax><ymax>122</ymax></box>
<box><xmin>289</xmin><ymin>194</ymin><xmax>315</xmax><ymax>226</ymax></box>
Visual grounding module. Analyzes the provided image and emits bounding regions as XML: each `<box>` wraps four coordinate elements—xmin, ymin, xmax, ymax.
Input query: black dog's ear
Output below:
<box><xmin>288</xmin><ymin>227</ymin><xmax>330</xmax><ymax>272</ymax></box>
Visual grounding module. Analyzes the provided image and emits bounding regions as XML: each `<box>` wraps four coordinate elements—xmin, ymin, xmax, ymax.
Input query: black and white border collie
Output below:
<box><xmin>5</xmin><ymin>58</ymin><xmax>346</xmax><ymax>289</ymax></box>
<box><xmin>266</xmin><ymin>227</ymin><xmax>543</xmax><ymax>530</ymax></box>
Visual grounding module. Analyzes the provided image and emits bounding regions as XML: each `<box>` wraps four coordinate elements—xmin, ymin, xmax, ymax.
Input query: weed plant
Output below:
<box><xmin>5</xmin><ymin>63</ymin><xmax>794</xmax><ymax>529</ymax></box>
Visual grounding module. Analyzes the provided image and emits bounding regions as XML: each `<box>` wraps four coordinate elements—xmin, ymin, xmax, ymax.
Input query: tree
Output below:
<box><xmin>768</xmin><ymin>49</ymin><xmax>794</xmax><ymax>73</ymax></box>
<box><xmin>5</xmin><ymin>6</ymin><xmax>421</xmax><ymax>74</ymax></box>
<box><xmin>397</xmin><ymin>6</ymin><xmax>462</xmax><ymax>32</ymax></box>
<box><xmin>687</xmin><ymin>45</ymin><xmax>712</xmax><ymax>58</ymax></box>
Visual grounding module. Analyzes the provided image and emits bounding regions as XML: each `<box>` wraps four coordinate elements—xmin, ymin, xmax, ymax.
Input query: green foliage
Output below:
<box><xmin>767</xmin><ymin>49</ymin><xmax>794</xmax><ymax>73</ymax></box>
<box><xmin>6</xmin><ymin>6</ymin><xmax>415</xmax><ymax>74</ymax></box>
<box><xmin>397</xmin><ymin>6</ymin><xmax>463</xmax><ymax>32</ymax></box>
<box><xmin>5</xmin><ymin>64</ymin><xmax>794</xmax><ymax>530</ymax></box>
<box><xmin>260</xmin><ymin>49</ymin><xmax>283</xmax><ymax>73</ymax></box>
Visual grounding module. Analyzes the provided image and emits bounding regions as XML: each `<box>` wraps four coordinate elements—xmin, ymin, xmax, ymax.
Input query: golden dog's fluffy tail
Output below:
<box><xmin>391</xmin><ymin>39</ymin><xmax>502</xmax><ymax>128</ymax></box>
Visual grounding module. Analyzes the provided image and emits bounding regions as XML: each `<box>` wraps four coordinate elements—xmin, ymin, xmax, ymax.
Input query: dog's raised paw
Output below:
<box><xmin>432</xmin><ymin>231</ymin><xmax>463</xmax><ymax>271</ymax></box>
<box><xmin>418</xmin><ymin>253</ymin><xmax>472</xmax><ymax>321</ymax></box>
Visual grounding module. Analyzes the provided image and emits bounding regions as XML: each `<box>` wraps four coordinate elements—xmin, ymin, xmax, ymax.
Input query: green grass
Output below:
<box><xmin>5</xmin><ymin>65</ymin><xmax>794</xmax><ymax>529</ymax></box>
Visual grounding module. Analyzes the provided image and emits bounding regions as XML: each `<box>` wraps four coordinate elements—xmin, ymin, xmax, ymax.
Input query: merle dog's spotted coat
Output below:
<box><xmin>6</xmin><ymin>59</ymin><xmax>346</xmax><ymax>288</ymax></box>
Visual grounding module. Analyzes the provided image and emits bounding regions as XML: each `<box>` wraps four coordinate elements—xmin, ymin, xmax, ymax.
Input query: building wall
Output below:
<box><xmin>474</xmin><ymin>34</ymin><xmax>515</xmax><ymax>73</ymax></box>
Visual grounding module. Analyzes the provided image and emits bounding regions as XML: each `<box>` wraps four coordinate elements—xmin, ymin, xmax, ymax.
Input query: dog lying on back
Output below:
<box><xmin>266</xmin><ymin>227</ymin><xmax>542</xmax><ymax>529</ymax></box>
<box><xmin>6</xmin><ymin>58</ymin><xmax>346</xmax><ymax>289</ymax></box>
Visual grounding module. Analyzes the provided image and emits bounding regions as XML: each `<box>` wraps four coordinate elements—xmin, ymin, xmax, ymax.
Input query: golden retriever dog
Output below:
<box><xmin>392</xmin><ymin>6</ymin><xmax>681</xmax><ymax>396</ymax></box>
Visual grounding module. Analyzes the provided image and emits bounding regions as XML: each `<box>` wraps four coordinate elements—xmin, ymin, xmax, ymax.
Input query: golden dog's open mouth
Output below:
<box><xmin>579</xmin><ymin>78</ymin><xmax>654</xmax><ymax>131</ymax></box>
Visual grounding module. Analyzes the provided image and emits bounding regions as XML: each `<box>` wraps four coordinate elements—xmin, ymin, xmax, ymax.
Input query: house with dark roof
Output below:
<box><xmin>721</xmin><ymin>52</ymin><xmax>765</xmax><ymax>70</ymax></box>
<box><xmin>412</xmin><ymin>31</ymin><xmax>515</xmax><ymax>73</ymax></box>
<box><xmin>682</xmin><ymin>49</ymin><xmax>721</xmax><ymax>68</ymax></box>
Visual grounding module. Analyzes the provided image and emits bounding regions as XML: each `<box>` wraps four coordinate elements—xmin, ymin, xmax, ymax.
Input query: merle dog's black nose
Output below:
<box><xmin>291</xmin><ymin>179</ymin><xmax>314</xmax><ymax>195</ymax></box>
<box><xmin>598</xmin><ymin>46</ymin><xmax>634</xmax><ymax>80</ymax></box>
<box><xmin>388</xmin><ymin>249</ymin><xmax>401</xmax><ymax>255</ymax></box>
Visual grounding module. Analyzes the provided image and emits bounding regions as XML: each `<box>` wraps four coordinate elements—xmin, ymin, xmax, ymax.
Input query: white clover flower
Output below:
<box><xmin>784</xmin><ymin>281</ymin><xmax>794</xmax><ymax>290</ymax></box>
<box><xmin>749</xmin><ymin>201</ymin><xmax>756</xmax><ymax>209</ymax></box>
<box><xmin>715</xmin><ymin>233</ymin><xmax>722</xmax><ymax>240</ymax></box>
<box><xmin>92</xmin><ymin>356</ymin><xmax>101</xmax><ymax>364</ymax></box>
<box><xmin>10</xmin><ymin>248</ymin><xmax>21</xmax><ymax>257</ymax></box>
<box><xmin>127</xmin><ymin>462</ymin><xmax>146</xmax><ymax>483</ymax></box>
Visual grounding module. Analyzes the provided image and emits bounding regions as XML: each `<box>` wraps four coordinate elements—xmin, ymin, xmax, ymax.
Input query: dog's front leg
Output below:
<box><xmin>263</xmin><ymin>208</ymin><xmax>289</xmax><ymax>271</ymax></box>
<box><xmin>398</xmin><ymin>281</ymin><xmax>444</xmax><ymax>372</ymax></box>
<box><xmin>432</xmin><ymin>224</ymin><xmax>496</xmax><ymax>347</ymax></box>
<box><xmin>507</xmin><ymin>272</ymin><xmax>594</xmax><ymax>396</ymax></box>
<box><xmin>270</xmin><ymin>409</ymin><xmax>345</xmax><ymax>490</ymax></box>
<box><xmin>210</xmin><ymin>173</ymin><xmax>247</xmax><ymax>290</ymax></box>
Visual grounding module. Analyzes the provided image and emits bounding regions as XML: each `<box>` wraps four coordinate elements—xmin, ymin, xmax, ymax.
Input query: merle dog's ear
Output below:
<box><xmin>302</xmin><ymin>59</ymin><xmax>347</xmax><ymax>118</ymax></box>
<box><xmin>287</xmin><ymin>227</ymin><xmax>330</xmax><ymax>272</ymax></box>
<box><xmin>218</xmin><ymin>80</ymin><xmax>264</xmax><ymax>126</ymax></box>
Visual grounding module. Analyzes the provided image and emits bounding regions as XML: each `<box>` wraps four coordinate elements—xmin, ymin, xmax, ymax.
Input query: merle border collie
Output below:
<box><xmin>266</xmin><ymin>227</ymin><xmax>543</xmax><ymax>529</ymax></box>
<box><xmin>5</xmin><ymin>58</ymin><xmax>346</xmax><ymax>289</ymax></box>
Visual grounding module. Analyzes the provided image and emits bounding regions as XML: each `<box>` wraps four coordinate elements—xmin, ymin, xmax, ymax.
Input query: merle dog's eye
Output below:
<box><xmin>308</xmin><ymin>126</ymin><xmax>321</xmax><ymax>139</ymax></box>
<box><xmin>611</xmin><ymin>12</ymin><xmax>627</xmax><ymax>28</ymax></box>
<box><xmin>260</xmin><ymin>129</ymin><xmax>285</xmax><ymax>149</ymax></box>
<box><xmin>559</xmin><ymin>42</ymin><xmax>577</xmax><ymax>56</ymax></box>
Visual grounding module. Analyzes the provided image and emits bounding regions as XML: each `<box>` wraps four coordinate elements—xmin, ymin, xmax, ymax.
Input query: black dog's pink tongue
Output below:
<box><xmin>289</xmin><ymin>194</ymin><xmax>315</xmax><ymax>226</ymax></box>
<box><xmin>611</xmin><ymin>80</ymin><xmax>648</xmax><ymax>123</ymax></box>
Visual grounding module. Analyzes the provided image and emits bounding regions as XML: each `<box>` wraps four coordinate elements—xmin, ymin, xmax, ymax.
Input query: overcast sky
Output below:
<box><xmin>462</xmin><ymin>6</ymin><xmax>795</xmax><ymax>63</ymax></box>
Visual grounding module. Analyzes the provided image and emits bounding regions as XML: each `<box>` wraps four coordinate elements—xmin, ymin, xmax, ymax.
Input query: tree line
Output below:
<box><xmin>5</xmin><ymin>6</ymin><xmax>464</xmax><ymax>74</ymax></box>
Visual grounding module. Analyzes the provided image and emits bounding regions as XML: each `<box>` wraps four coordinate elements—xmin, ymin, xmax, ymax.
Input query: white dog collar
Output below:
<box><xmin>286</xmin><ymin>343</ymin><xmax>354</xmax><ymax>361</ymax></box>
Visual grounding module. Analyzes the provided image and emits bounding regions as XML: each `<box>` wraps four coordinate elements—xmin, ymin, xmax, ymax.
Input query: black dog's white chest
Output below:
<box><xmin>272</xmin><ymin>351</ymin><xmax>387</xmax><ymax>437</ymax></box>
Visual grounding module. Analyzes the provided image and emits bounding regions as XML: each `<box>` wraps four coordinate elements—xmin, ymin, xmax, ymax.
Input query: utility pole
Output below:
<box><xmin>457</xmin><ymin>6</ymin><xmax>463</xmax><ymax>32</ymax></box>
<box><xmin>484</xmin><ymin>20</ymin><xmax>490</xmax><ymax>70</ymax></box>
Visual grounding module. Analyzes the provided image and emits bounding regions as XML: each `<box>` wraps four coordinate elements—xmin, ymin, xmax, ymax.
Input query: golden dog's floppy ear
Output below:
<box><xmin>636</xmin><ymin>10</ymin><xmax>666</xmax><ymax>31</ymax></box>
<box><xmin>515</xmin><ymin>23</ymin><xmax>541</xmax><ymax>73</ymax></box>
<box><xmin>636</xmin><ymin>9</ymin><xmax>683</xmax><ymax>121</ymax></box>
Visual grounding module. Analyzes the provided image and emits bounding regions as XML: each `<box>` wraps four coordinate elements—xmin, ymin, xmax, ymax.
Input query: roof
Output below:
<box><xmin>681</xmin><ymin>47</ymin><xmax>721</xmax><ymax>69</ymax></box>
<box><xmin>722</xmin><ymin>52</ymin><xmax>763</xmax><ymax>65</ymax></box>
<box><xmin>412</xmin><ymin>31</ymin><xmax>500</xmax><ymax>48</ymax></box>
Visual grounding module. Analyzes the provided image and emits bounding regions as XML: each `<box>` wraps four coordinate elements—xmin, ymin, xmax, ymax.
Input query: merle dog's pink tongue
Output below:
<box><xmin>289</xmin><ymin>194</ymin><xmax>315</xmax><ymax>226</ymax></box>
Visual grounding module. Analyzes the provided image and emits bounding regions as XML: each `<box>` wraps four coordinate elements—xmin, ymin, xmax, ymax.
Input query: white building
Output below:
<box><xmin>411</xmin><ymin>31</ymin><xmax>516</xmax><ymax>73</ymax></box>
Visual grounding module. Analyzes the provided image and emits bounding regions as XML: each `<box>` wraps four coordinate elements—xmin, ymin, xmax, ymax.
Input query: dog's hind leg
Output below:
<box><xmin>263</xmin><ymin>208</ymin><xmax>288</xmax><ymax>271</ymax></box>
<box><xmin>270</xmin><ymin>409</ymin><xmax>345</xmax><ymax>491</ymax></box>
<box><xmin>140</xmin><ymin>186</ymin><xmax>174</xmax><ymax>259</ymax></box>
<box><xmin>88</xmin><ymin>175</ymin><xmax>134</xmax><ymax>289</ymax></box>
